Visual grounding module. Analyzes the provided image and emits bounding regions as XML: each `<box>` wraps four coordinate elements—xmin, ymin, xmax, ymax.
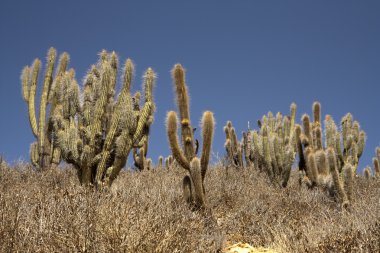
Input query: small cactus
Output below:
<box><xmin>158</xmin><ymin>156</ymin><xmax>163</xmax><ymax>168</ymax></box>
<box><xmin>363</xmin><ymin>166</ymin><xmax>372</xmax><ymax>180</ymax></box>
<box><xmin>166</xmin><ymin>64</ymin><xmax>215</xmax><ymax>208</ymax></box>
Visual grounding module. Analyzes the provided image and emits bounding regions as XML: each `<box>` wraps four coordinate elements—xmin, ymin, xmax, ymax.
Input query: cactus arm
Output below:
<box><xmin>99</xmin><ymin>128</ymin><xmax>132</xmax><ymax>184</ymax></box>
<box><xmin>109</xmin><ymin>51</ymin><xmax>118</xmax><ymax>96</ymax></box>
<box><xmin>55</xmin><ymin>52</ymin><xmax>69</xmax><ymax>78</ymax></box>
<box><xmin>143</xmin><ymin>68</ymin><xmax>155</xmax><ymax>103</ymax></box>
<box><xmin>182</xmin><ymin>175</ymin><xmax>193</xmax><ymax>203</ymax></box>
<box><xmin>301</xmin><ymin>114</ymin><xmax>313</xmax><ymax>147</ymax></box>
<box><xmin>106</xmin><ymin>145</ymin><xmax>132</xmax><ymax>184</ymax></box>
<box><xmin>89</xmin><ymin>63</ymin><xmax>112</xmax><ymax>148</ymax></box>
<box><xmin>21</xmin><ymin>66</ymin><xmax>30</xmax><ymax>102</ymax></box>
<box><xmin>314</xmin><ymin>126</ymin><xmax>323</xmax><ymax>150</ymax></box>
<box><xmin>38</xmin><ymin>48</ymin><xmax>57</xmax><ymax>167</ymax></box>
<box><xmin>158</xmin><ymin>156</ymin><xmax>163</xmax><ymax>167</ymax></box>
<box><xmin>357</xmin><ymin>131</ymin><xmax>366</xmax><ymax>158</ymax></box>
<box><xmin>334</xmin><ymin>132</ymin><xmax>344</xmax><ymax>169</ymax></box>
<box><xmin>132</xmin><ymin>102</ymin><xmax>152</xmax><ymax>144</ymax></box>
<box><xmin>263</xmin><ymin>135</ymin><xmax>273</xmax><ymax>179</ymax></box>
<box><xmin>172</xmin><ymin>64</ymin><xmax>195</xmax><ymax>161</ymax></box>
<box><xmin>28</xmin><ymin>59</ymin><xmax>41</xmax><ymax>137</ymax></box>
<box><xmin>200</xmin><ymin>111</ymin><xmax>214</xmax><ymax>181</ymax></box>
<box><xmin>343</xmin><ymin>164</ymin><xmax>353</xmax><ymax>202</ymax></box>
<box><xmin>138</xmin><ymin>147</ymin><xmax>145</xmax><ymax>170</ymax></box>
<box><xmin>189</xmin><ymin>158</ymin><xmax>205</xmax><ymax>207</ymax></box>
<box><xmin>166</xmin><ymin>111</ymin><xmax>190</xmax><ymax>170</ymax></box>
<box><xmin>30</xmin><ymin>142</ymin><xmax>40</xmax><ymax>168</ymax></box>
<box><xmin>312</xmin><ymin>102</ymin><xmax>321</xmax><ymax>124</ymax></box>
<box><xmin>290</xmin><ymin>103</ymin><xmax>297</xmax><ymax>132</ymax></box>
<box><xmin>51</xmin><ymin>147</ymin><xmax>61</xmax><ymax>166</ymax></box>
<box><xmin>327</xmin><ymin>148</ymin><xmax>349</xmax><ymax>206</ymax></box>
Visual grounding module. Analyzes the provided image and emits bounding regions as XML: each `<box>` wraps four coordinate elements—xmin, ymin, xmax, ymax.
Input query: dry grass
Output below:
<box><xmin>0</xmin><ymin>162</ymin><xmax>379</xmax><ymax>252</ymax></box>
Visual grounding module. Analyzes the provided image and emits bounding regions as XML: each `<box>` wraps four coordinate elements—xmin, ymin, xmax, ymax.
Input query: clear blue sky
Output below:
<box><xmin>0</xmin><ymin>1</ymin><xmax>379</xmax><ymax>171</ymax></box>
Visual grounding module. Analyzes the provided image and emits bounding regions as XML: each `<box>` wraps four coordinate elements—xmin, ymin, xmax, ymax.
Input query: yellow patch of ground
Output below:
<box><xmin>224</xmin><ymin>243</ymin><xmax>278</xmax><ymax>253</ymax></box>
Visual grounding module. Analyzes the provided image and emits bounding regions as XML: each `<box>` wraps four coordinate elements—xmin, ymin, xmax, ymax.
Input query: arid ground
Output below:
<box><xmin>0</xmin><ymin>163</ymin><xmax>379</xmax><ymax>252</ymax></box>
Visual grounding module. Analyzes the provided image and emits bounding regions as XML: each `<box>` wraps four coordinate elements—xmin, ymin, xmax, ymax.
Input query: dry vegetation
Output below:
<box><xmin>0</xmin><ymin>162</ymin><xmax>379</xmax><ymax>253</ymax></box>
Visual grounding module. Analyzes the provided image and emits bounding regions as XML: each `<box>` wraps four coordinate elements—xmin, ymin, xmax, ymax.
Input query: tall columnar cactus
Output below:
<box><xmin>247</xmin><ymin>103</ymin><xmax>297</xmax><ymax>187</ymax></box>
<box><xmin>166</xmin><ymin>64</ymin><xmax>215</xmax><ymax>208</ymax></box>
<box><xmin>224</xmin><ymin>121</ymin><xmax>244</xmax><ymax>168</ymax></box>
<box><xmin>50</xmin><ymin>50</ymin><xmax>155</xmax><ymax>186</ymax></box>
<box><xmin>21</xmin><ymin>48</ymin><xmax>68</xmax><ymax>169</ymax></box>
<box><xmin>296</xmin><ymin>102</ymin><xmax>366</xmax><ymax>207</ymax></box>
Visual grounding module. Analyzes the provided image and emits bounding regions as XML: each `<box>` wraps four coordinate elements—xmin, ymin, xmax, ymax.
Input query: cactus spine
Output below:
<box><xmin>21</xmin><ymin>48</ymin><xmax>66</xmax><ymax>169</ymax></box>
<box><xmin>48</xmin><ymin>50</ymin><xmax>155</xmax><ymax>186</ymax></box>
<box><xmin>166</xmin><ymin>64</ymin><xmax>215</xmax><ymax>208</ymax></box>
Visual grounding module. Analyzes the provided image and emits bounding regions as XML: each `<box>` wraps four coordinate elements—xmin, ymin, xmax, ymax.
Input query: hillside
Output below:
<box><xmin>1</xmin><ymin>163</ymin><xmax>379</xmax><ymax>252</ymax></box>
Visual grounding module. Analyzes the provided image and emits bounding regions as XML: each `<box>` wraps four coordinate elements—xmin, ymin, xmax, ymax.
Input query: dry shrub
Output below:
<box><xmin>0</xmin><ymin>163</ymin><xmax>379</xmax><ymax>252</ymax></box>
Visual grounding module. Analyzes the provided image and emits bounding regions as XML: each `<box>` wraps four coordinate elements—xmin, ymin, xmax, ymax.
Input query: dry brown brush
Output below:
<box><xmin>0</xmin><ymin>163</ymin><xmax>379</xmax><ymax>252</ymax></box>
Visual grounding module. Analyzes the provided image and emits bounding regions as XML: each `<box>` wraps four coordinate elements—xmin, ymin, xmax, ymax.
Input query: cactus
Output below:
<box><xmin>158</xmin><ymin>156</ymin><xmax>163</xmax><ymax>168</ymax></box>
<box><xmin>296</xmin><ymin>102</ymin><xmax>366</xmax><ymax>207</ymax></box>
<box><xmin>166</xmin><ymin>64</ymin><xmax>215</xmax><ymax>208</ymax></box>
<box><xmin>146</xmin><ymin>158</ymin><xmax>152</xmax><ymax>170</ymax></box>
<box><xmin>245</xmin><ymin>104</ymin><xmax>297</xmax><ymax>187</ymax></box>
<box><xmin>224</xmin><ymin>121</ymin><xmax>244</xmax><ymax>168</ymax></box>
<box><xmin>297</xmin><ymin>102</ymin><xmax>366</xmax><ymax>174</ymax></box>
<box><xmin>133</xmin><ymin>146</ymin><xmax>153</xmax><ymax>171</ymax></box>
<box><xmin>371</xmin><ymin>148</ymin><xmax>380</xmax><ymax>179</ymax></box>
<box><xmin>48</xmin><ymin>49</ymin><xmax>155</xmax><ymax>186</ymax></box>
<box><xmin>0</xmin><ymin>155</ymin><xmax>5</xmax><ymax>169</ymax></box>
<box><xmin>21</xmin><ymin>48</ymin><xmax>66</xmax><ymax>169</ymax></box>
<box><xmin>363</xmin><ymin>167</ymin><xmax>372</xmax><ymax>180</ymax></box>
<box><xmin>165</xmin><ymin>155</ymin><xmax>173</xmax><ymax>169</ymax></box>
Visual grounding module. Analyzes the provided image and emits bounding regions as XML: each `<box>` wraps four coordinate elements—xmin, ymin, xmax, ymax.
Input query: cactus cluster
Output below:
<box><xmin>157</xmin><ymin>155</ymin><xmax>173</xmax><ymax>169</ymax></box>
<box><xmin>296</xmin><ymin>102</ymin><xmax>366</xmax><ymax>206</ymax></box>
<box><xmin>166</xmin><ymin>64</ymin><xmax>215</xmax><ymax>208</ymax></box>
<box><xmin>247</xmin><ymin>104</ymin><xmax>297</xmax><ymax>187</ymax></box>
<box><xmin>21</xmin><ymin>48</ymin><xmax>64</xmax><ymax>169</ymax></box>
<box><xmin>224</xmin><ymin>121</ymin><xmax>244</xmax><ymax>168</ymax></box>
<box><xmin>21</xmin><ymin>49</ymin><xmax>375</xmax><ymax>211</ymax></box>
<box><xmin>23</xmin><ymin>48</ymin><xmax>156</xmax><ymax>186</ymax></box>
